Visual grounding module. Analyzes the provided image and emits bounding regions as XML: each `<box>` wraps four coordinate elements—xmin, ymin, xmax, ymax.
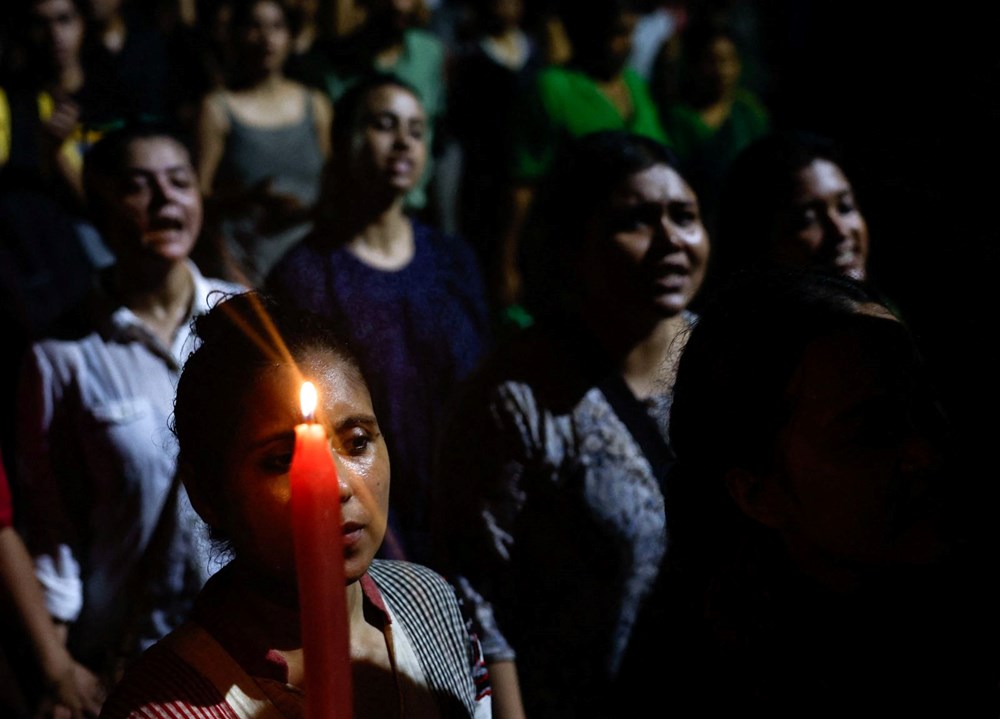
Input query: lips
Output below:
<box><xmin>387</xmin><ymin>156</ymin><xmax>415</xmax><ymax>175</ymax></box>
<box><xmin>833</xmin><ymin>253</ymin><xmax>866</xmax><ymax>280</ymax></box>
<box><xmin>342</xmin><ymin>521</ymin><xmax>365</xmax><ymax>547</ymax></box>
<box><xmin>149</xmin><ymin>216</ymin><xmax>186</xmax><ymax>232</ymax></box>
<box><xmin>653</xmin><ymin>260</ymin><xmax>691</xmax><ymax>283</ymax></box>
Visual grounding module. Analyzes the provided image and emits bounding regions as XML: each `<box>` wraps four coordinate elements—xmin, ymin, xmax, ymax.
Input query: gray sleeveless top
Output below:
<box><xmin>215</xmin><ymin>88</ymin><xmax>325</xmax><ymax>285</ymax></box>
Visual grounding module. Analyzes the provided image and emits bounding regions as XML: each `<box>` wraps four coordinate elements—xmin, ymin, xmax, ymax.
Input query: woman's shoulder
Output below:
<box><xmin>412</xmin><ymin>220</ymin><xmax>477</xmax><ymax>262</ymax></box>
<box><xmin>266</xmin><ymin>233</ymin><xmax>337</xmax><ymax>283</ymax></box>
<box><xmin>100</xmin><ymin>633</ymin><xmax>233</xmax><ymax>719</ymax></box>
<box><xmin>368</xmin><ymin>558</ymin><xmax>452</xmax><ymax>595</ymax></box>
<box><xmin>367</xmin><ymin>560</ymin><xmax>468</xmax><ymax>627</ymax></box>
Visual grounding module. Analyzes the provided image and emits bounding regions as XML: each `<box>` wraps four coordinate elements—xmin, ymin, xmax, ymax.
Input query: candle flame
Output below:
<box><xmin>300</xmin><ymin>381</ymin><xmax>318</xmax><ymax>422</ymax></box>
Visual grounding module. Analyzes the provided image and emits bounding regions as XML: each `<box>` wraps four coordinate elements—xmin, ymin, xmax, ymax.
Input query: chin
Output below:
<box><xmin>844</xmin><ymin>266</ymin><xmax>867</xmax><ymax>282</ymax></box>
<box><xmin>652</xmin><ymin>294</ymin><xmax>691</xmax><ymax>317</ymax></box>
<box><xmin>143</xmin><ymin>235</ymin><xmax>196</xmax><ymax>259</ymax></box>
<box><xmin>343</xmin><ymin>547</ymin><xmax>376</xmax><ymax>581</ymax></box>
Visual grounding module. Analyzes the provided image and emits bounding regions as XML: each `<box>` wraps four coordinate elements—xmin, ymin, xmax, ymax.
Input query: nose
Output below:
<box><xmin>822</xmin><ymin>208</ymin><xmax>854</xmax><ymax>245</ymax></box>
<box><xmin>392</xmin><ymin>125</ymin><xmax>412</xmax><ymax>149</ymax></box>
<box><xmin>331</xmin><ymin>453</ymin><xmax>356</xmax><ymax>503</ymax></box>
<box><xmin>653</xmin><ymin>213</ymin><xmax>685</xmax><ymax>252</ymax></box>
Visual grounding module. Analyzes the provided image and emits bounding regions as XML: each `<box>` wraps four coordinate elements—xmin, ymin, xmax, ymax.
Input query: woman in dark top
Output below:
<box><xmin>267</xmin><ymin>73</ymin><xmax>491</xmax><ymax>568</ymax></box>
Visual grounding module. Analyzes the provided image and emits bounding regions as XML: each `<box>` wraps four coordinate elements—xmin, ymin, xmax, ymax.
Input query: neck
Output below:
<box><xmin>113</xmin><ymin>258</ymin><xmax>195</xmax><ymax>344</ymax></box>
<box><xmin>346</xmin><ymin>202</ymin><xmax>414</xmax><ymax>270</ymax></box>
<box><xmin>224</xmin><ymin>562</ymin><xmax>366</xmax><ymax>689</ymax></box>
<box><xmin>583</xmin><ymin>307</ymin><xmax>690</xmax><ymax>399</ymax></box>
<box><xmin>235</xmin><ymin>67</ymin><xmax>285</xmax><ymax>91</ymax></box>
<box><xmin>356</xmin><ymin>202</ymin><xmax>408</xmax><ymax>245</ymax></box>
<box><xmin>115</xmin><ymin>256</ymin><xmax>189</xmax><ymax>303</ymax></box>
<box><xmin>51</xmin><ymin>63</ymin><xmax>84</xmax><ymax>94</ymax></box>
<box><xmin>330</xmin><ymin>187</ymin><xmax>403</xmax><ymax>240</ymax></box>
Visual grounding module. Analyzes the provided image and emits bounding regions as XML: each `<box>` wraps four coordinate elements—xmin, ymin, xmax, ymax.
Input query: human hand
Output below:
<box><xmin>37</xmin><ymin>660</ymin><xmax>106</xmax><ymax>719</ymax></box>
<box><xmin>40</xmin><ymin>93</ymin><xmax>81</xmax><ymax>155</ymax></box>
<box><xmin>247</xmin><ymin>178</ymin><xmax>310</xmax><ymax>233</ymax></box>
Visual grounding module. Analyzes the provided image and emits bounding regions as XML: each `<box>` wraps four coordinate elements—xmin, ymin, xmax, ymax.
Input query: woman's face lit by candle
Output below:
<box><xmin>216</xmin><ymin>347</ymin><xmax>390</xmax><ymax>586</ymax></box>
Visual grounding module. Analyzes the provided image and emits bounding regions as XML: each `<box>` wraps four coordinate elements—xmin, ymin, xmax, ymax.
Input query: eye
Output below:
<box><xmin>369</xmin><ymin>113</ymin><xmax>396</xmax><ymax>131</ymax></box>
<box><xmin>339</xmin><ymin>427</ymin><xmax>379</xmax><ymax>456</ymax></box>
<box><xmin>608</xmin><ymin>207</ymin><xmax>648</xmax><ymax>233</ymax></box>
<box><xmin>170</xmin><ymin>172</ymin><xmax>194</xmax><ymax>190</ymax></box>
<box><xmin>347</xmin><ymin>436</ymin><xmax>370</xmax><ymax>454</ymax></box>
<box><xmin>837</xmin><ymin>193</ymin><xmax>858</xmax><ymax>216</ymax></box>
<box><xmin>122</xmin><ymin>175</ymin><xmax>150</xmax><ymax>194</ymax></box>
<box><xmin>409</xmin><ymin>121</ymin><xmax>425</xmax><ymax>141</ymax></box>
<box><xmin>261</xmin><ymin>452</ymin><xmax>293</xmax><ymax>473</ymax></box>
<box><xmin>790</xmin><ymin>205</ymin><xmax>820</xmax><ymax>231</ymax></box>
<box><xmin>669</xmin><ymin>203</ymin><xmax>700</xmax><ymax>226</ymax></box>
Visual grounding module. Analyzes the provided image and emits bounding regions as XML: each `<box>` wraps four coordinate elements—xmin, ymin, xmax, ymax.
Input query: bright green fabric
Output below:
<box><xmin>511</xmin><ymin>66</ymin><xmax>669</xmax><ymax>182</ymax></box>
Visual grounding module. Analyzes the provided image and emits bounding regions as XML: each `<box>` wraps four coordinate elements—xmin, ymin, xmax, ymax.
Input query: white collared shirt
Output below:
<box><xmin>15</xmin><ymin>261</ymin><xmax>245</xmax><ymax>667</ymax></box>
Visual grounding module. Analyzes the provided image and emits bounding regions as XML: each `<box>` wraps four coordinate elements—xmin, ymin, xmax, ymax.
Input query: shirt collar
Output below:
<box><xmin>191</xmin><ymin>565</ymin><xmax>391</xmax><ymax>684</ymax></box>
<box><xmin>94</xmin><ymin>260</ymin><xmax>206</xmax><ymax>367</ymax></box>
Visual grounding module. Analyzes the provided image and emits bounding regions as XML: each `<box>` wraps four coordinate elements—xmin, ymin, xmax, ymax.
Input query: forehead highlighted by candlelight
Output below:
<box><xmin>173</xmin><ymin>290</ymin><xmax>369</xmax><ymax>493</ymax></box>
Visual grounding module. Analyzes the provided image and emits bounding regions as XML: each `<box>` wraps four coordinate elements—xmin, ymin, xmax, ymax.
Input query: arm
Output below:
<box><xmin>487</xmin><ymin>659</ymin><xmax>527</xmax><ymax>719</ymax></box>
<box><xmin>194</xmin><ymin>92</ymin><xmax>229</xmax><ymax>196</ymax></box>
<box><xmin>433</xmin><ymin>381</ymin><xmax>540</xmax><ymax>718</ymax></box>
<box><xmin>496</xmin><ymin>183</ymin><xmax>535</xmax><ymax>309</ymax></box>
<box><xmin>15</xmin><ymin>344</ymin><xmax>85</xmax><ymax>627</ymax></box>
<box><xmin>41</xmin><ymin>91</ymin><xmax>85</xmax><ymax>202</ymax></box>
<box><xmin>0</xmin><ymin>527</ymin><xmax>104</xmax><ymax>718</ymax></box>
<box><xmin>311</xmin><ymin>89</ymin><xmax>333</xmax><ymax>161</ymax></box>
<box><xmin>501</xmin><ymin>70</ymin><xmax>558</xmax><ymax>309</ymax></box>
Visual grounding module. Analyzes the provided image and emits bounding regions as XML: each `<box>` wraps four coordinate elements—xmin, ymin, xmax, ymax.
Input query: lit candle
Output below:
<box><xmin>290</xmin><ymin>381</ymin><xmax>353</xmax><ymax>719</ymax></box>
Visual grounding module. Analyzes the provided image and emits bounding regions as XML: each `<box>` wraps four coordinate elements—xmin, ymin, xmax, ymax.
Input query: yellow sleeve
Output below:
<box><xmin>0</xmin><ymin>87</ymin><xmax>10</xmax><ymax>164</ymax></box>
<box><xmin>36</xmin><ymin>92</ymin><xmax>84</xmax><ymax>175</ymax></box>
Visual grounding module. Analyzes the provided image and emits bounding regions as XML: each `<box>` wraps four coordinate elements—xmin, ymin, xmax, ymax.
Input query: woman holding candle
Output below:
<box><xmin>99</xmin><ymin>290</ymin><xmax>492</xmax><ymax>719</ymax></box>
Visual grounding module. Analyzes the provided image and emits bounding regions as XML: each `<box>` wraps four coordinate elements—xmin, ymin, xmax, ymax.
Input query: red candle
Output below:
<box><xmin>290</xmin><ymin>381</ymin><xmax>353</xmax><ymax>719</ymax></box>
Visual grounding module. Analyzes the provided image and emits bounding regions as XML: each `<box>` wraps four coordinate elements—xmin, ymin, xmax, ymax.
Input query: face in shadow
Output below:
<box><xmin>729</xmin><ymin>306</ymin><xmax>951</xmax><ymax>582</ymax></box>
<box><xmin>577</xmin><ymin>162</ymin><xmax>710</xmax><ymax>323</ymax></box>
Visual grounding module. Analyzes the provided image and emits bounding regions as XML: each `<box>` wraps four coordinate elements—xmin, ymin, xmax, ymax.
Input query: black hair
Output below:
<box><xmin>557</xmin><ymin>0</ymin><xmax>638</xmax><ymax>65</ymax></box>
<box><xmin>172</xmin><ymin>290</ymin><xmax>367</xmax><ymax>533</ymax></box>
<box><xmin>521</xmin><ymin>129</ymin><xmax>682</xmax><ymax>319</ymax></box>
<box><xmin>229</xmin><ymin>0</ymin><xmax>304</xmax><ymax>38</ymax></box>
<box><xmin>666</xmin><ymin>266</ymin><xmax>922</xmax><ymax>569</ymax></box>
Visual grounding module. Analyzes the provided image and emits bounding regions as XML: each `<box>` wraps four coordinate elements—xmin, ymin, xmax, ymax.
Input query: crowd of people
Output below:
<box><xmin>1</xmin><ymin>1</ymin><xmax>997</xmax><ymax>718</ymax></box>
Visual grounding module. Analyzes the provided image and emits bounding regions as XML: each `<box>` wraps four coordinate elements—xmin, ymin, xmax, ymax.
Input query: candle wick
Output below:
<box><xmin>304</xmin><ymin>412</ymin><xmax>315</xmax><ymax>423</ymax></box>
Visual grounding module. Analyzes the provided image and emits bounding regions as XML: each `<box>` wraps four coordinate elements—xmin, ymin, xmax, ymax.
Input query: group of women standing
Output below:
<box><xmin>5</xmin><ymin>1</ymin><xmax>998</xmax><ymax>718</ymax></box>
